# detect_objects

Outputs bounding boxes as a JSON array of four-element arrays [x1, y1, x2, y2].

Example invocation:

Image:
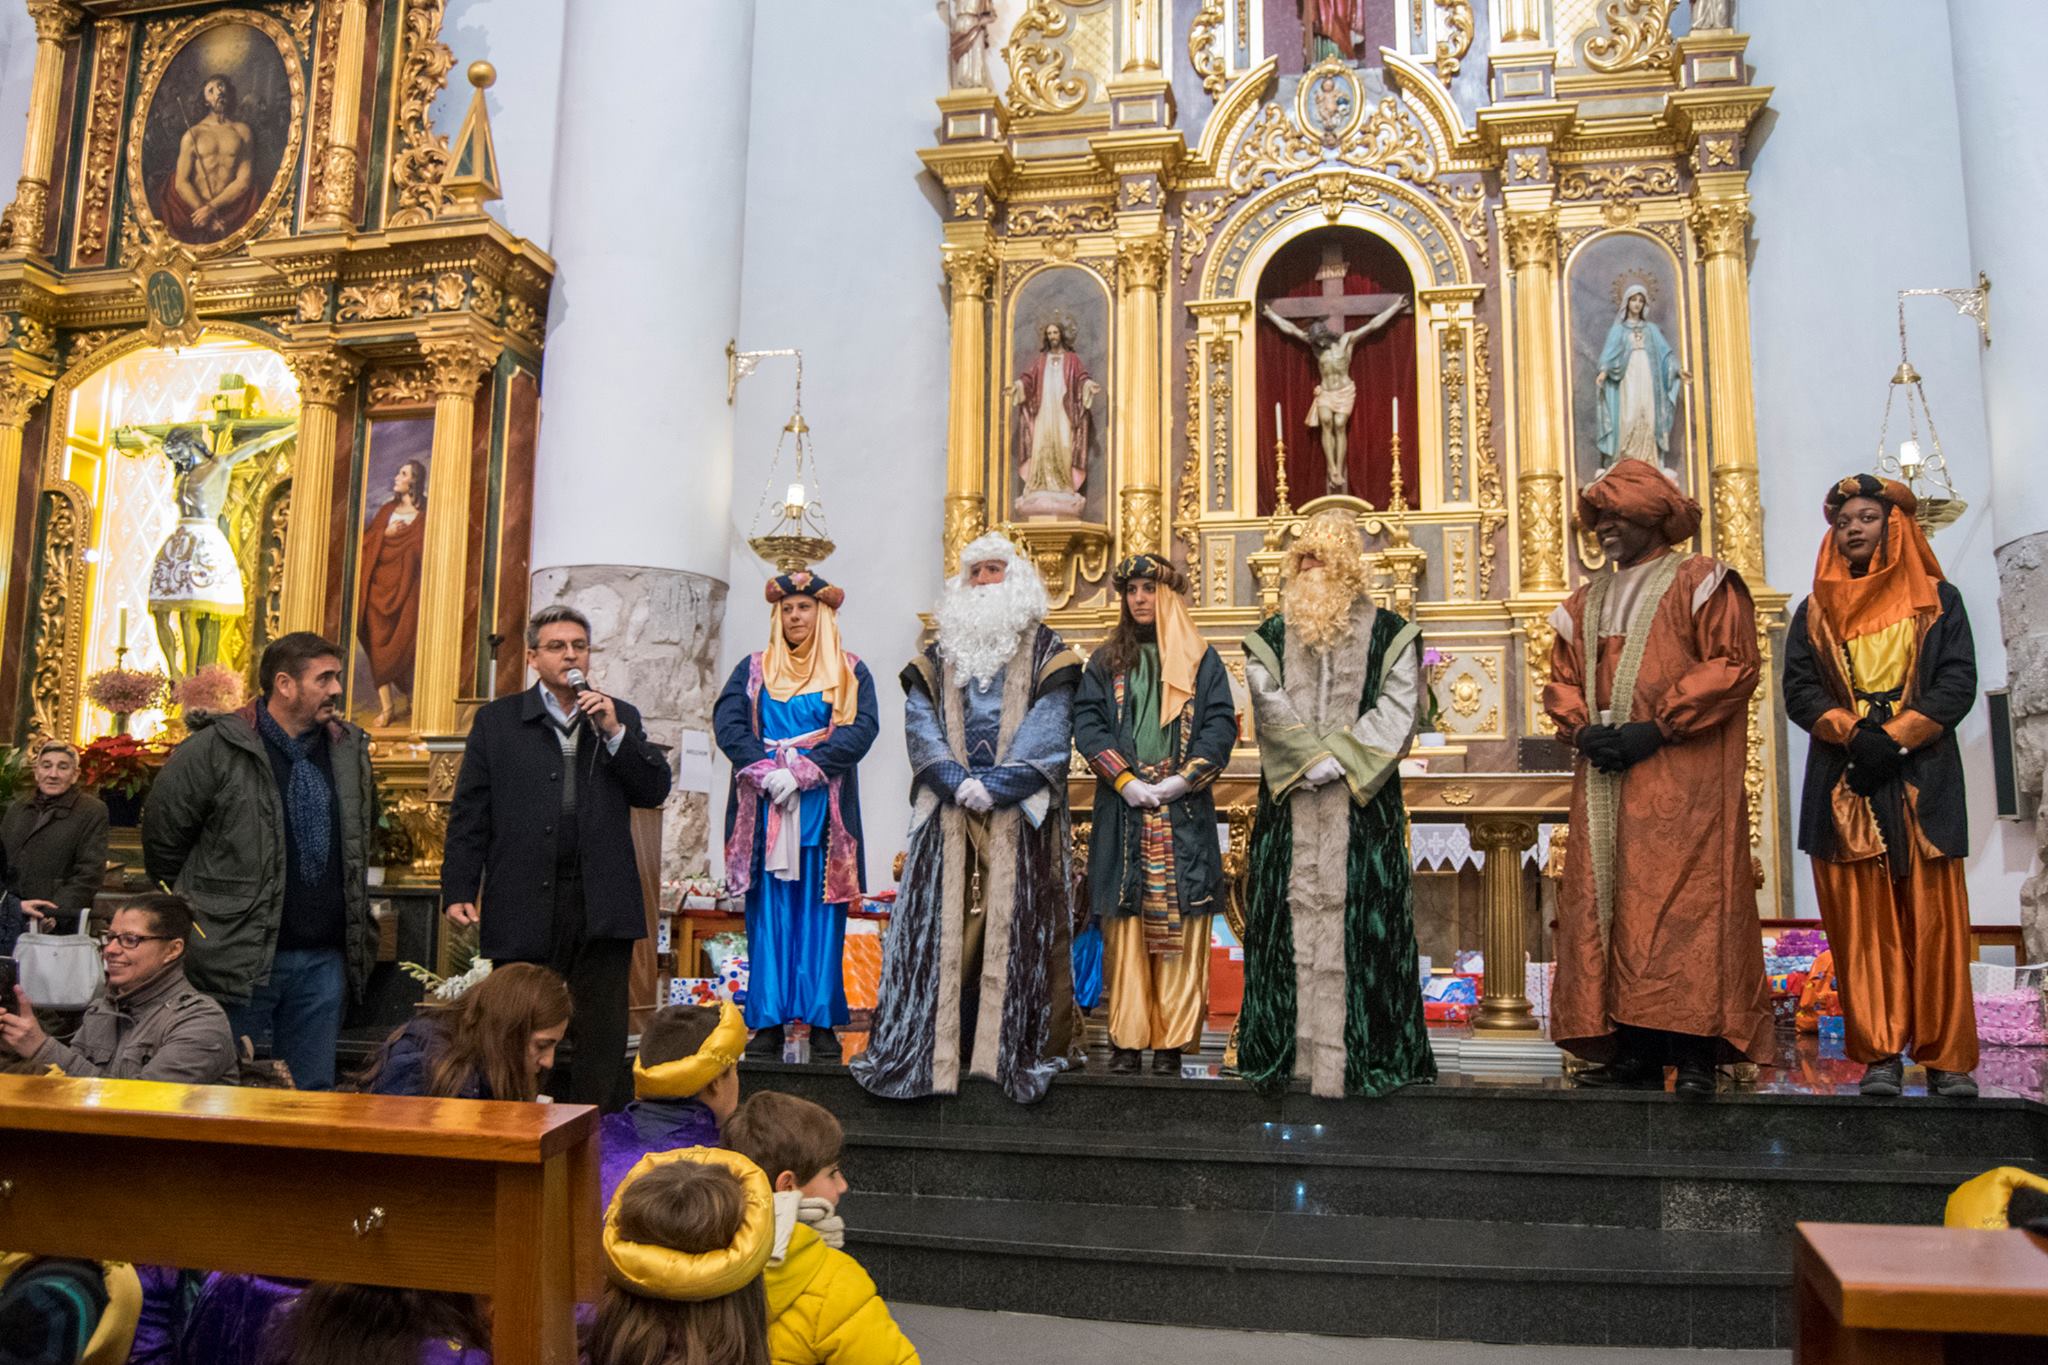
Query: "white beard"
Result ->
[[935, 572, 1047, 688]]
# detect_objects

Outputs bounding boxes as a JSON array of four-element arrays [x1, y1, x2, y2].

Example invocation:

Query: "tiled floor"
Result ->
[[892, 1305, 1790, 1364]]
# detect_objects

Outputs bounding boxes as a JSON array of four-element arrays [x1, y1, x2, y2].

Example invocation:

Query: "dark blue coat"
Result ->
[[713, 654, 879, 894]]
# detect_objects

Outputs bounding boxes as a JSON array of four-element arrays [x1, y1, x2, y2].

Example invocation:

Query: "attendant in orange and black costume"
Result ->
[[1784, 474, 1979, 1099]]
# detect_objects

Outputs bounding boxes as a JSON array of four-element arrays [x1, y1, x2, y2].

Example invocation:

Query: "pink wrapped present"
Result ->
[[1974, 991, 2048, 1048]]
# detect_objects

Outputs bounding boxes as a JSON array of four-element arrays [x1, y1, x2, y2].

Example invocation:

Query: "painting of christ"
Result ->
[[136, 19, 298, 250]]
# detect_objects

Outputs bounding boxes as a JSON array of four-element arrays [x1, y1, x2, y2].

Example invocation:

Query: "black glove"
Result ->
[[1593, 721, 1665, 772], [1845, 723, 1905, 796], [1574, 724, 1618, 757]]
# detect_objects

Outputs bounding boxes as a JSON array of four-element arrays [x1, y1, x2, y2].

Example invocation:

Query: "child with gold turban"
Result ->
[[598, 1002, 746, 1207]]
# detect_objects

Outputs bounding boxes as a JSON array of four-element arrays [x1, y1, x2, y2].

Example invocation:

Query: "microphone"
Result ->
[[564, 667, 591, 694]]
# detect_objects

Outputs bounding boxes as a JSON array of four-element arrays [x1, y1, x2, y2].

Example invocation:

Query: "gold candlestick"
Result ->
[[1385, 427, 1413, 547]]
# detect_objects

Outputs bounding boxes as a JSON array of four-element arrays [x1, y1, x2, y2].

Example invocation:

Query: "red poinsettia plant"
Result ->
[[78, 733, 166, 799]]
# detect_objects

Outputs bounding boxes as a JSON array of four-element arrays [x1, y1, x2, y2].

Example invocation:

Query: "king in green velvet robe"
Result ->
[[1239, 600, 1436, 1099]]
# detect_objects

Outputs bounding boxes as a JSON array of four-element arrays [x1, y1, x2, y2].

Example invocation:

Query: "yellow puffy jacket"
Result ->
[[762, 1200, 919, 1365], [0, 1253, 142, 1365]]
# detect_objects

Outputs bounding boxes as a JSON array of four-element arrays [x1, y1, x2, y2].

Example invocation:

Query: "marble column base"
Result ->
[[1998, 531, 2048, 957], [529, 564, 728, 890]]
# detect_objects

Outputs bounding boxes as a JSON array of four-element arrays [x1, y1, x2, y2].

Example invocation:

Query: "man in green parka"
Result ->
[[1073, 555, 1238, 1076], [1240, 509, 1434, 1099]]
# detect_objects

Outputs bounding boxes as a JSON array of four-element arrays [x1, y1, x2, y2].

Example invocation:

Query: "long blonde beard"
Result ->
[[1282, 567, 1358, 654]]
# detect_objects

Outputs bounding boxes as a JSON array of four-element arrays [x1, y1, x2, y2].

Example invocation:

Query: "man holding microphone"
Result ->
[[443, 605, 673, 1107]]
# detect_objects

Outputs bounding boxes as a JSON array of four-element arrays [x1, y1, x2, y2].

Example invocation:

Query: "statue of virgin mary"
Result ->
[[1594, 284, 1687, 470]]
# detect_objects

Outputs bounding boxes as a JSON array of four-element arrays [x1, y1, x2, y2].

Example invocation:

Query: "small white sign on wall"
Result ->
[[676, 728, 715, 794]]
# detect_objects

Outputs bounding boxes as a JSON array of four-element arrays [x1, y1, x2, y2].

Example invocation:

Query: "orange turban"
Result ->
[[1812, 473, 1945, 642], [1576, 458, 1701, 547]]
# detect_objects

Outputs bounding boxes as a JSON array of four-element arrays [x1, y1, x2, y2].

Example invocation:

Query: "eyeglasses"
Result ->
[[99, 932, 172, 950], [534, 640, 589, 655]]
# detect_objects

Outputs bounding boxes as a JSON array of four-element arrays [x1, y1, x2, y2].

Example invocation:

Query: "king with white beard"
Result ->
[[849, 533, 1083, 1105]]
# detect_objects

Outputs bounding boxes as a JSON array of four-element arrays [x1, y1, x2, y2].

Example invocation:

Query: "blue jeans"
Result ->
[[225, 948, 347, 1090]]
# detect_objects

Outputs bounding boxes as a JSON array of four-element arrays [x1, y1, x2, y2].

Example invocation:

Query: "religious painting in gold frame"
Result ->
[[126, 9, 306, 257], [1002, 263, 1113, 526]]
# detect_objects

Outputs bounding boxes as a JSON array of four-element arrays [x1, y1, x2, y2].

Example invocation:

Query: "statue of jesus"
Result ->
[[1263, 297, 1408, 495]]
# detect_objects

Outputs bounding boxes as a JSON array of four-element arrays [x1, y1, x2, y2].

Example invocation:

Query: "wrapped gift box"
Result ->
[[1975, 990, 2048, 1047]]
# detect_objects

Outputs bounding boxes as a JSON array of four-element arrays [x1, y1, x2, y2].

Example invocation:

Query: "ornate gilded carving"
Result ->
[[1007, 519, 1111, 610], [1119, 486, 1163, 558], [25, 1, 77, 44], [338, 279, 432, 322], [295, 284, 329, 323], [421, 336, 496, 397], [1208, 336, 1231, 509], [1115, 234, 1166, 292], [1226, 104, 1321, 194], [318, 145, 361, 221], [1441, 326, 1467, 501], [1178, 337, 1202, 599], [1433, 0, 1473, 80], [1689, 195, 1750, 259], [1472, 322, 1505, 598], [5, 316, 54, 359], [1004, 0, 1090, 118], [1518, 471, 1567, 594], [1746, 623, 1770, 847], [1005, 202, 1113, 257], [286, 347, 361, 408], [1446, 526, 1472, 599], [1208, 537, 1230, 608], [125, 9, 307, 258], [1428, 650, 1502, 737], [942, 493, 988, 575], [305, 0, 343, 214], [1711, 465, 1764, 582], [9, 181, 48, 254], [1177, 195, 1229, 282], [1558, 163, 1680, 202], [942, 247, 998, 298], [261, 483, 289, 643], [1502, 209, 1559, 271], [62, 330, 121, 367], [1510, 152, 1543, 181], [388, 0, 455, 226], [0, 370, 52, 428], [367, 365, 432, 408], [75, 19, 132, 262], [503, 296, 544, 346], [1700, 136, 1737, 168], [28, 492, 77, 738], [1583, 0, 1678, 74], [1520, 612, 1558, 736], [1189, 0, 1226, 98]]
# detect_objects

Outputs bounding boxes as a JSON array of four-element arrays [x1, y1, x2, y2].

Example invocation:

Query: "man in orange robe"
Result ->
[[1544, 458, 1773, 1097], [1783, 474, 1979, 1099]]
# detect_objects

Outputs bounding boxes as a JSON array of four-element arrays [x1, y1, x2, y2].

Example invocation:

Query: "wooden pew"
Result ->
[[1796, 1221, 2048, 1363], [0, 1074, 599, 1365]]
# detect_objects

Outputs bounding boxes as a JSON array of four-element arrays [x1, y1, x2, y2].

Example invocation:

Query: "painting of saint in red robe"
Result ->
[[1010, 320, 1100, 518], [356, 458, 428, 728]]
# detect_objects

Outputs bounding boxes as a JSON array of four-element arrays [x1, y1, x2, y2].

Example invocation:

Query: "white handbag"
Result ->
[[16, 910, 104, 1010]]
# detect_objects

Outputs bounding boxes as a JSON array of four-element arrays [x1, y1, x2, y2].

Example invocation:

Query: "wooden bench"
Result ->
[[0, 1074, 600, 1365], [1796, 1221, 2048, 1363]]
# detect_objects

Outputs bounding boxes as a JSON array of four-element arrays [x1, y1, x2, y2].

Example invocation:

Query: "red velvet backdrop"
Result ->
[[1255, 228, 1418, 513]]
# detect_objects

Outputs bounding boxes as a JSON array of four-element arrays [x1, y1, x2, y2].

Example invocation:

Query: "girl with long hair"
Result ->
[[588, 1148, 773, 1365], [363, 962, 572, 1101]]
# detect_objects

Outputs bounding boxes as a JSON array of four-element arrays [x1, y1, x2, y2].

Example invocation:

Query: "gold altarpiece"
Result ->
[[926, 0, 1787, 945], [0, 0, 552, 882]]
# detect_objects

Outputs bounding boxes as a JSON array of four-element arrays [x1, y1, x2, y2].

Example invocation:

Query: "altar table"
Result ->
[[0, 1074, 600, 1365], [1795, 1221, 2048, 1363]]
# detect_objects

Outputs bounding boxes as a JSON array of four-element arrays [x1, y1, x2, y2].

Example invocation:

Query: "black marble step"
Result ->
[[844, 1192, 1795, 1349], [837, 1120, 2010, 1231], [754, 1059, 2048, 1161]]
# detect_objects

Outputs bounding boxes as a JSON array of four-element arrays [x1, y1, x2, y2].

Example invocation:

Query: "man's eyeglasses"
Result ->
[[98, 932, 172, 950], [534, 640, 589, 655]]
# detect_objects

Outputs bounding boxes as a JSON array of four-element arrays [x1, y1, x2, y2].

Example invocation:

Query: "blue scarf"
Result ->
[[255, 705, 333, 885]]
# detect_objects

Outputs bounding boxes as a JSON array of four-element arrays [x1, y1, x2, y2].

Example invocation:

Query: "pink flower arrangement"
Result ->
[[174, 663, 247, 714], [84, 666, 167, 716]]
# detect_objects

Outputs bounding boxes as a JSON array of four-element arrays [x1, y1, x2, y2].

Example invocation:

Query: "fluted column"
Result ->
[[9, 1, 80, 253], [1692, 186, 1765, 584], [1120, 0, 1162, 71], [1504, 206, 1567, 594], [942, 246, 995, 574], [1470, 814, 1540, 1032], [0, 366, 53, 610], [280, 347, 360, 634], [1116, 232, 1168, 557], [308, 0, 370, 229], [1496, 0, 1546, 44], [412, 335, 496, 736]]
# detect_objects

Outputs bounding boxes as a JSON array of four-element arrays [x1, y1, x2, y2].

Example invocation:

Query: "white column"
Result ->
[[1949, 0, 2048, 952], [531, 0, 755, 882]]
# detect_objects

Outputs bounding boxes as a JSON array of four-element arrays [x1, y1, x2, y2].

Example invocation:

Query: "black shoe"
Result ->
[[1927, 1068, 1978, 1099], [1108, 1047, 1142, 1075], [1859, 1055, 1903, 1097], [1573, 1055, 1664, 1090], [809, 1027, 840, 1061], [1151, 1049, 1182, 1076], [745, 1025, 784, 1059], [1673, 1061, 1716, 1099]]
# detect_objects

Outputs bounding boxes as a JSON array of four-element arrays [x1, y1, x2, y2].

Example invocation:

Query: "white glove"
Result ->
[[1304, 757, 1344, 788], [761, 768, 800, 805], [1120, 778, 1160, 809], [1152, 774, 1191, 804], [956, 777, 995, 813]]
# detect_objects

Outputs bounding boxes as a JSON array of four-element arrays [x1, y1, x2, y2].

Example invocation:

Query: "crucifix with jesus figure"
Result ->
[[1262, 242, 1409, 496]]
